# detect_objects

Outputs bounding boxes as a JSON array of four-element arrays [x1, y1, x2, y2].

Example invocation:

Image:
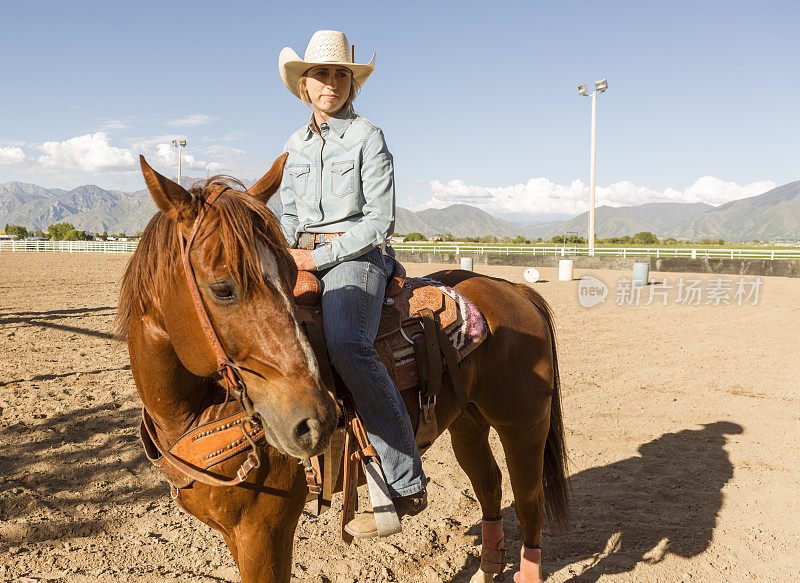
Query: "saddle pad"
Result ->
[[376, 277, 488, 392]]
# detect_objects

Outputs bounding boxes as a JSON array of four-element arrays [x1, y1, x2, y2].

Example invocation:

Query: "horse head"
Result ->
[[133, 154, 337, 459]]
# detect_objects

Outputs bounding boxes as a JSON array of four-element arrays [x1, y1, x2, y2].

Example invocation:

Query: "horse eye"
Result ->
[[209, 282, 235, 300]]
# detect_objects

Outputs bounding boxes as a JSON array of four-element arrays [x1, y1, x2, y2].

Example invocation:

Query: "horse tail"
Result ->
[[513, 283, 571, 532]]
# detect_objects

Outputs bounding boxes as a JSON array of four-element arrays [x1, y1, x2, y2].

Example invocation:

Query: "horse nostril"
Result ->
[[293, 417, 320, 444]]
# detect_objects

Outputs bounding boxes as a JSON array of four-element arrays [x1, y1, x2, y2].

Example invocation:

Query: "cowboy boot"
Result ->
[[344, 489, 427, 538]]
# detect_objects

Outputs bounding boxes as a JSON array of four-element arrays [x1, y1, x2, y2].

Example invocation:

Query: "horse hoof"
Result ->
[[469, 569, 495, 582]]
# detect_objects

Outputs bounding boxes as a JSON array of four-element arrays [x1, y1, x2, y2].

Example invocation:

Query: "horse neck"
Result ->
[[129, 247, 224, 438], [128, 310, 215, 439]]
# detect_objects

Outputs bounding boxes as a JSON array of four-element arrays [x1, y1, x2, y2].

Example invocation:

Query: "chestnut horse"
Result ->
[[116, 154, 569, 583]]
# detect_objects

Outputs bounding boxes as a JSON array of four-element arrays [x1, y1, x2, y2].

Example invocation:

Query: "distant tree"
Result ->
[[64, 229, 87, 241], [442, 232, 456, 242], [35, 229, 45, 238], [101, 231, 109, 241], [47, 222, 76, 240], [663, 237, 678, 246], [512, 235, 529, 244], [717, 239, 725, 245], [4, 224, 29, 239], [551, 234, 585, 245], [480, 235, 498, 244], [633, 231, 659, 245], [405, 232, 427, 241]]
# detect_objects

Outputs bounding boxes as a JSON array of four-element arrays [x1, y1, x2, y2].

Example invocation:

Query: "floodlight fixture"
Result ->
[[576, 78, 609, 256], [171, 139, 188, 184]]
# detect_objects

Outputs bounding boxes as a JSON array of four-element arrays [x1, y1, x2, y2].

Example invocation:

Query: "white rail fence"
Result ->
[[0, 240, 138, 253], [2, 240, 799, 260], [391, 244, 800, 260]]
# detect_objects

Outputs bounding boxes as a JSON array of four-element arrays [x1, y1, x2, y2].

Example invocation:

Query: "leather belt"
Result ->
[[297, 232, 346, 250]]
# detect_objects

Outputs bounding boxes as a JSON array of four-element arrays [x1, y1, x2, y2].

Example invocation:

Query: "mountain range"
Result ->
[[2, 177, 799, 242]]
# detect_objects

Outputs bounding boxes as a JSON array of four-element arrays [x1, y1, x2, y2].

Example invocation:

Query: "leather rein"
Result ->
[[142, 185, 263, 488]]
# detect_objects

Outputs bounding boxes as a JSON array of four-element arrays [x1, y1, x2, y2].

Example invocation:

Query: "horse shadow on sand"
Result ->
[[448, 420, 743, 582], [0, 402, 166, 551], [0, 305, 117, 341]]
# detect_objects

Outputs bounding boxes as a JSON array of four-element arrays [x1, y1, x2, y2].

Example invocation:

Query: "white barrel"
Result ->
[[632, 261, 650, 285], [558, 259, 574, 281], [460, 257, 474, 271], [523, 268, 540, 283]]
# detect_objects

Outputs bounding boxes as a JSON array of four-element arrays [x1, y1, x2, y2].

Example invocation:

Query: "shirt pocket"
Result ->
[[287, 164, 310, 199], [330, 160, 355, 199]]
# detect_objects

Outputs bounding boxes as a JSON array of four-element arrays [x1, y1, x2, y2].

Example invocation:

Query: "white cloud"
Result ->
[[204, 145, 245, 158], [100, 118, 134, 131], [155, 143, 227, 174], [416, 176, 777, 217], [662, 176, 776, 206], [38, 132, 136, 172], [206, 162, 226, 174], [0, 146, 26, 165], [220, 131, 247, 143], [167, 114, 216, 128]]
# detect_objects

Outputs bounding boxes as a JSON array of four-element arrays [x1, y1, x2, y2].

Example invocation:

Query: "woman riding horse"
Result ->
[[277, 30, 427, 538], [121, 30, 568, 583]]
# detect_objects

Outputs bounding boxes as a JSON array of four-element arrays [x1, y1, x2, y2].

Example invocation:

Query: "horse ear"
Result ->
[[247, 153, 289, 202], [140, 155, 193, 220]]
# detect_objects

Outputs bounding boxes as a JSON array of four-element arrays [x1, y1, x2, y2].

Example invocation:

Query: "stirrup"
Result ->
[[362, 457, 402, 537]]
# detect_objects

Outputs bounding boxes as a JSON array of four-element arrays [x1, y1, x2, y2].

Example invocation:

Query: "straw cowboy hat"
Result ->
[[279, 30, 375, 99]]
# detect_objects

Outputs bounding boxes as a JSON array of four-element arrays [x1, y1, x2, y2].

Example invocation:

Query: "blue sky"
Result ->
[[1, 0, 797, 220]]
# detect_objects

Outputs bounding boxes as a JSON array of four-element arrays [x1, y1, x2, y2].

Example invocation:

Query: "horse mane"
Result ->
[[115, 176, 293, 340]]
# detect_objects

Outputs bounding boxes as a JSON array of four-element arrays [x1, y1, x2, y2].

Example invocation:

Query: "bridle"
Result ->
[[177, 185, 260, 418], [154, 184, 263, 487]]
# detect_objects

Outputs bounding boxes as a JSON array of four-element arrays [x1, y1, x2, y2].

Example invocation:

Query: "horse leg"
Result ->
[[495, 424, 548, 583], [449, 409, 505, 583], [232, 526, 295, 583], [221, 533, 240, 570]]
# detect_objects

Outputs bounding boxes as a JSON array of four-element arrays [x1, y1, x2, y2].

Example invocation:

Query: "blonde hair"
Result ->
[[296, 70, 360, 115]]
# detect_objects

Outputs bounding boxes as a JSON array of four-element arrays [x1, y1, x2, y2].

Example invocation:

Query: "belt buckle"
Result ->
[[297, 232, 315, 250]]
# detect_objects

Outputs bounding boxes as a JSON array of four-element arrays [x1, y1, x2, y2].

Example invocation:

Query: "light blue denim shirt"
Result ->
[[278, 108, 395, 271]]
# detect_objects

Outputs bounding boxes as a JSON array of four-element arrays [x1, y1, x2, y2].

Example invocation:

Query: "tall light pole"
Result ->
[[578, 78, 607, 256], [171, 139, 187, 185]]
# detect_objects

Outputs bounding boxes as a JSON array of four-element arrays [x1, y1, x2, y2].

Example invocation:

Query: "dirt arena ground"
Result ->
[[1, 251, 798, 582]]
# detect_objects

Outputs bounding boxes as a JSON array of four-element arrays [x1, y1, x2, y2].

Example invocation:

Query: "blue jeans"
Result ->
[[318, 247, 426, 497]]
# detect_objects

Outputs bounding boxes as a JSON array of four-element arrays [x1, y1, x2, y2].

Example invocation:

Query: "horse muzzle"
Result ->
[[252, 390, 338, 459]]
